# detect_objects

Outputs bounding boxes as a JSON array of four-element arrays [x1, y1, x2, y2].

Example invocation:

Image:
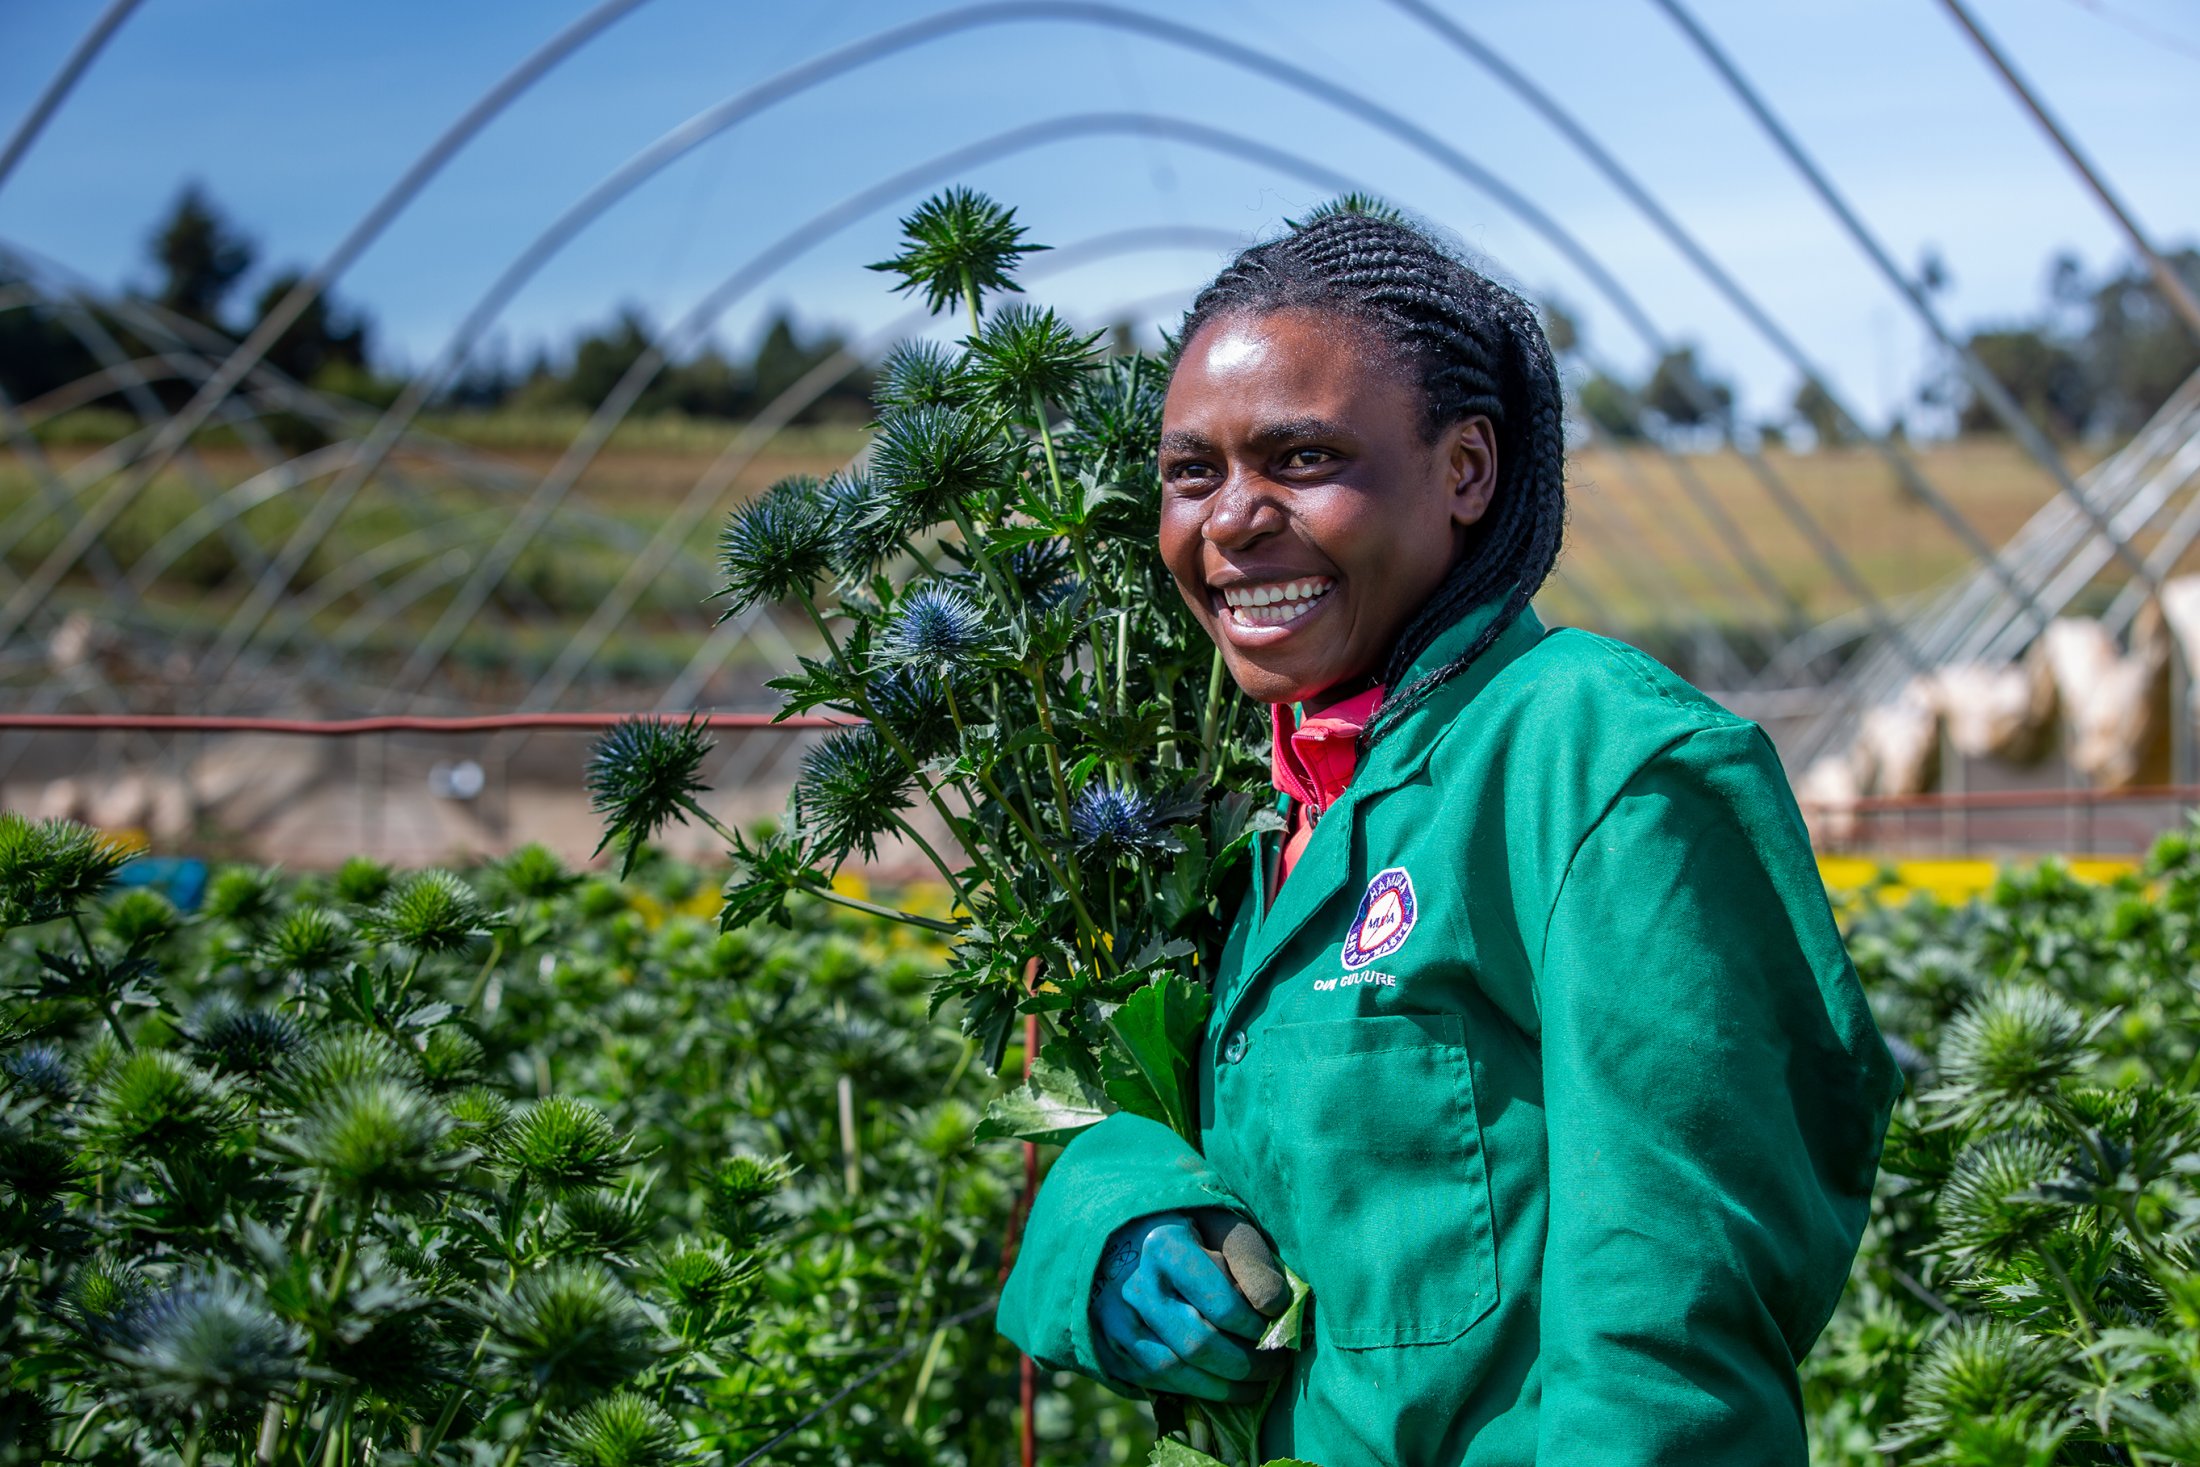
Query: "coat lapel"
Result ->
[[1215, 602, 1550, 1033]]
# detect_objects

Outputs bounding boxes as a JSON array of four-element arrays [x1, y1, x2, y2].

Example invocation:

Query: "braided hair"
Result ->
[[1172, 204, 1567, 750]]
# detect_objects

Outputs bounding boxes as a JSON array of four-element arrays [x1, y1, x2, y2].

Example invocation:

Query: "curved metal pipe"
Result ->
[[0, 0, 147, 192], [0, 0, 662, 645], [518, 226, 1244, 711], [1650, 0, 2155, 593], [1387, 0, 2051, 641]]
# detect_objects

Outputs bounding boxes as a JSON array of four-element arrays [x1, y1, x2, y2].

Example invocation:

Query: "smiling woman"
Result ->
[[1000, 204, 1905, 1466]]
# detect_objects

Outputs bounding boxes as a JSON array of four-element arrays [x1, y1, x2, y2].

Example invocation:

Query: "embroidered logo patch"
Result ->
[[1340, 867, 1417, 970]]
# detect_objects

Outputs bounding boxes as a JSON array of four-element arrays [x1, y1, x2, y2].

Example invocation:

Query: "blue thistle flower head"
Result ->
[[794, 727, 914, 863], [873, 339, 977, 414], [866, 186, 1047, 319], [867, 405, 1013, 528], [967, 303, 1100, 420], [587, 717, 713, 878], [875, 587, 992, 672], [104, 1267, 304, 1420], [817, 471, 906, 579], [1069, 784, 1181, 862], [3, 1042, 75, 1102], [715, 475, 835, 617], [865, 667, 956, 761]]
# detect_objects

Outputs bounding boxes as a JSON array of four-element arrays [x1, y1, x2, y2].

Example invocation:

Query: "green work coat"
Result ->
[[998, 602, 1903, 1466]]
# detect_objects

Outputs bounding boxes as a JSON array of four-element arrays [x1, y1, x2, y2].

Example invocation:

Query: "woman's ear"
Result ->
[[1446, 414, 1499, 529]]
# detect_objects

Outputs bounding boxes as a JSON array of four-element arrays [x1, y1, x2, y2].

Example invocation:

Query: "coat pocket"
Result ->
[[1250, 1013, 1499, 1349]]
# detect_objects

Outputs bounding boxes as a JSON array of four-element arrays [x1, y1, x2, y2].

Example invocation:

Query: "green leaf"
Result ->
[[1148, 1442, 1228, 1467], [1258, 1265, 1313, 1351], [975, 1047, 1110, 1146], [1101, 974, 1209, 1143]]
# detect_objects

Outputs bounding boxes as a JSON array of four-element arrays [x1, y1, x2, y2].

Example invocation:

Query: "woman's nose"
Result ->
[[1202, 470, 1282, 550]]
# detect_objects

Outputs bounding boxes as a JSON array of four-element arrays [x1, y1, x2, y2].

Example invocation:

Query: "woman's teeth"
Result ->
[[1220, 577, 1333, 628]]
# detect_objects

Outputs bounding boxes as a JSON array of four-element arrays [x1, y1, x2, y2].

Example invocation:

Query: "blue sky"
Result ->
[[2, 0, 2193, 428]]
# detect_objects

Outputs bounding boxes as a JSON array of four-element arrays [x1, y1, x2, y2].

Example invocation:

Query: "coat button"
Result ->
[[1222, 1031, 1248, 1064]]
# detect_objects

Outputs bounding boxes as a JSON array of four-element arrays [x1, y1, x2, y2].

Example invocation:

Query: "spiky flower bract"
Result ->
[[3, 1042, 74, 1102], [1895, 1317, 2066, 1432], [102, 888, 180, 949], [1069, 785, 1180, 862], [71, 1256, 149, 1337], [104, 1268, 304, 1421], [873, 339, 976, 414], [1936, 1131, 2069, 1265], [191, 1000, 301, 1079], [587, 717, 713, 879], [873, 587, 992, 674], [0, 813, 131, 930], [416, 1026, 484, 1090], [714, 474, 834, 617], [817, 471, 907, 579], [1063, 353, 1167, 479], [698, 1155, 788, 1248], [87, 1051, 239, 1158], [652, 1240, 750, 1325], [484, 1261, 659, 1405], [1286, 191, 1409, 229], [864, 667, 956, 762], [0, 1114, 80, 1198], [867, 404, 1013, 528], [332, 854, 393, 906], [282, 1078, 456, 1200], [282, 1028, 415, 1099], [257, 905, 354, 976], [967, 303, 1100, 420], [498, 842, 579, 902], [554, 1184, 655, 1259], [1932, 986, 2091, 1127], [550, 1389, 696, 1467], [203, 865, 281, 929], [359, 870, 492, 956], [793, 727, 914, 863], [1005, 539, 1077, 609], [496, 1096, 634, 1196], [445, 1084, 513, 1148], [867, 186, 1046, 320]]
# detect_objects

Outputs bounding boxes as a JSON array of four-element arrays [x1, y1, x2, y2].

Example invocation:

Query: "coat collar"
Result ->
[[1225, 599, 1548, 1016]]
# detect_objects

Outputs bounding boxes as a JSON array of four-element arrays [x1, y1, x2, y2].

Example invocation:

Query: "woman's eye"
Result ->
[[1285, 448, 1332, 469], [1165, 460, 1218, 488]]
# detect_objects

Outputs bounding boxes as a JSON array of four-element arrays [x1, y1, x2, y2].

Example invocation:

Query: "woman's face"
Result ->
[[1158, 307, 1498, 708]]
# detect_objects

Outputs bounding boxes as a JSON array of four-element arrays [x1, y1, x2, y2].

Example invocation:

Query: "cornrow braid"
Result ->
[[1173, 205, 1568, 751]]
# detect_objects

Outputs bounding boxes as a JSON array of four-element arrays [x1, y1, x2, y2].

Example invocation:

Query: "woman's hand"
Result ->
[[1090, 1210, 1287, 1401]]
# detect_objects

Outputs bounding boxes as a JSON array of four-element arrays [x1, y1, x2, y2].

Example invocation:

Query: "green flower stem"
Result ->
[[180, 1419, 205, 1467], [968, 761, 1108, 966], [938, 683, 1029, 921], [961, 269, 981, 337], [947, 502, 1019, 614], [1066, 535, 1113, 717], [884, 813, 972, 910], [462, 935, 507, 1014], [67, 913, 133, 1052], [791, 590, 1007, 897], [61, 1402, 106, 1459], [796, 878, 961, 935], [1197, 646, 1228, 782], [495, 1397, 549, 1467], [1023, 670, 1078, 842]]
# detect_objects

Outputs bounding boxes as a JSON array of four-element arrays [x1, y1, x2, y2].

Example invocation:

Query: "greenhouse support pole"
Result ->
[[1937, 0, 2200, 342]]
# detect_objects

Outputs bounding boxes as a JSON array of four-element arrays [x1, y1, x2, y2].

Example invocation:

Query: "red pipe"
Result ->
[[0, 711, 855, 735]]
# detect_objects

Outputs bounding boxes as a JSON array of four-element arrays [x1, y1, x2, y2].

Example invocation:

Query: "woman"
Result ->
[[998, 209, 1902, 1466]]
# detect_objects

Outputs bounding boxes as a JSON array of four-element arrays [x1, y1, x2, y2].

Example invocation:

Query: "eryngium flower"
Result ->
[[104, 1268, 304, 1420], [191, 1001, 302, 1079], [1064, 354, 1166, 475], [967, 303, 1100, 419], [1896, 1316, 2065, 1431], [1069, 785, 1181, 862], [865, 667, 956, 762], [873, 587, 992, 673], [359, 870, 492, 956], [71, 1256, 149, 1338], [0, 1115, 80, 1199], [1006, 539, 1077, 609], [1285, 192, 1410, 230], [498, 842, 579, 902], [282, 1078, 457, 1200], [1932, 985, 2091, 1125], [258, 904, 355, 976], [1935, 1130, 2070, 1265], [496, 1096, 634, 1196], [868, 405, 1013, 528], [483, 1261, 660, 1405], [0, 812, 130, 930], [3, 1041, 74, 1102], [715, 475, 834, 616], [551, 1389, 698, 1467], [87, 1051, 239, 1158], [332, 854, 393, 906], [873, 339, 976, 414], [794, 727, 914, 862], [102, 888, 180, 949], [652, 1240, 752, 1323], [553, 1184, 655, 1259], [698, 1154, 788, 1248], [817, 471, 906, 579], [866, 186, 1047, 319], [203, 865, 281, 929], [416, 1026, 484, 1090], [587, 717, 712, 879]]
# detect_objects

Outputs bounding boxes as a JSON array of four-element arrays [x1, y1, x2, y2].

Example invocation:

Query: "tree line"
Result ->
[[1561, 245, 2199, 449], [4, 185, 2194, 449]]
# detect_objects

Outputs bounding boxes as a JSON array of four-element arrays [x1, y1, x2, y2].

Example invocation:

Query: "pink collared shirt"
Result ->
[[1268, 683, 1385, 897]]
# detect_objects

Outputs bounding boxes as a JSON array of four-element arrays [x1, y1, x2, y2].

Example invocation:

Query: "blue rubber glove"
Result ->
[[1090, 1211, 1286, 1402]]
